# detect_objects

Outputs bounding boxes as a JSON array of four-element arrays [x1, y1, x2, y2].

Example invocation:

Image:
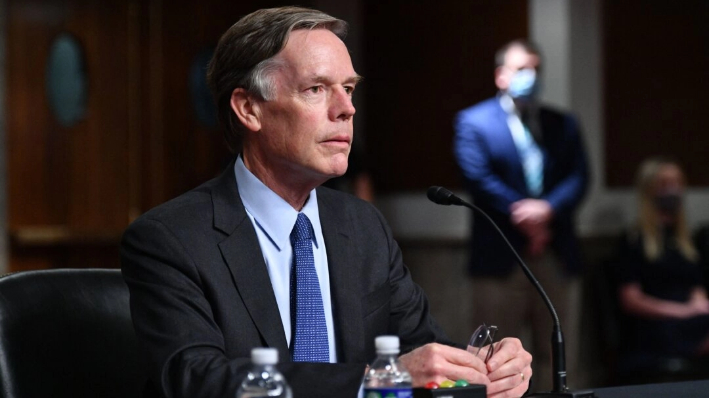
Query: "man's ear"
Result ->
[[494, 66, 508, 91], [230, 88, 262, 132]]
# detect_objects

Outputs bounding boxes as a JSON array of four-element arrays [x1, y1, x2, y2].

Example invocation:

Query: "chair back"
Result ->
[[0, 268, 147, 398]]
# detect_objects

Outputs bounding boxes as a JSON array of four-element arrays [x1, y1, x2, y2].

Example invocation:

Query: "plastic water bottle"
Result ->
[[363, 336, 413, 398], [236, 348, 292, 398]]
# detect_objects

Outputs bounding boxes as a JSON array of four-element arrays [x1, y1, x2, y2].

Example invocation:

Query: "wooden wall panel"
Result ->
[[604, 0, 709, 187], [148, 1, 240, 207], [363, 0, 528, 193], [65, 1, 132, 230], [8, 1, 73, 228], [140, 0, 295, 210], [7, 0, 136, 270], [5, 0, 309, 271]]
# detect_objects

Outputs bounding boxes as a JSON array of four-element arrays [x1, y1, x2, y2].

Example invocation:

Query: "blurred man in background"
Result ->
[[454, 39, 589, 390]]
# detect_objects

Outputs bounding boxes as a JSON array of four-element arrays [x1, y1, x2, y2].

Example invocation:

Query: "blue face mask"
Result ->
[[507, 68, 539, 100]]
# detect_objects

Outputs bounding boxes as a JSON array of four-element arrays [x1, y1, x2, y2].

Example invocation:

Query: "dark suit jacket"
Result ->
[[454, 97, 589, 277], [121, 160, 450, 398]]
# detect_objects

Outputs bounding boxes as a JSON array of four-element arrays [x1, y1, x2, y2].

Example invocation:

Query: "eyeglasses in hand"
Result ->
[[467, 323, 498, 364]]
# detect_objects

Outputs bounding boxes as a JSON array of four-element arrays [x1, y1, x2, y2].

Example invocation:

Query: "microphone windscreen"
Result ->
[[427, 186, 453, 205]]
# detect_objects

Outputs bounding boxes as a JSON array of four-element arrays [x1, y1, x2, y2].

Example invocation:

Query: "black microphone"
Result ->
[[427, 186, 595, 398], [427, 186, 466, 206]]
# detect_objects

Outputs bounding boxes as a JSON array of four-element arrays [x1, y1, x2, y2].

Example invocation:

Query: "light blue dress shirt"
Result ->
[[234, 156, 337, 363]]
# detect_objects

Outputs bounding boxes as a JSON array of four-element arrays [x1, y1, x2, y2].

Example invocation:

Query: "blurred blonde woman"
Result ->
[[614, 157, 709, 359]]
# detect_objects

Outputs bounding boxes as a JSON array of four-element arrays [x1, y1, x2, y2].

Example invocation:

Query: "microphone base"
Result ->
[[525, 390, 595, 398]]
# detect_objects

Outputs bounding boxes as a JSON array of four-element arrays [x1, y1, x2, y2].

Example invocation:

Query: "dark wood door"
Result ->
[[7, 0, 137, 270], [5, 0, 285, 271]]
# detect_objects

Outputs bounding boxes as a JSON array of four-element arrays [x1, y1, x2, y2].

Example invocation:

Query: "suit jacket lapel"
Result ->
[[212, 161, 289, 357], [318, 189, 366, 363]]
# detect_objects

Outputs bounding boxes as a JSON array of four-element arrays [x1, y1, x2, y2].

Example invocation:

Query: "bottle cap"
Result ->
[[251, 347, 278, 365], [375, 335, 400, 354]]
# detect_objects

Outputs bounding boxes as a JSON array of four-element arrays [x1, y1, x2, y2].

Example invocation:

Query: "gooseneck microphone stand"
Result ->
[[427, 186, 595, 398]]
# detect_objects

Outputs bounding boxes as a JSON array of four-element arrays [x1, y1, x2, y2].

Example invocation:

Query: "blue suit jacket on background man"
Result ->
[[121, 159, 451, 398], [454, 97, 589, 277]]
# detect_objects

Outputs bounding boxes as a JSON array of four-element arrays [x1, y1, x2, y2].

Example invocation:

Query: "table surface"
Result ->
[[592, 379, 709, 398]]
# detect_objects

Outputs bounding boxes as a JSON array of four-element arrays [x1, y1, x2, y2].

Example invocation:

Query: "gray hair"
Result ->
[[207, 6, 348, 152]]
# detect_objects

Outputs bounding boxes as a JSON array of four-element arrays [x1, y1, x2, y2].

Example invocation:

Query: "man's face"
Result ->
[[495, 45, 540, 92], [251, 29, 359, 186]]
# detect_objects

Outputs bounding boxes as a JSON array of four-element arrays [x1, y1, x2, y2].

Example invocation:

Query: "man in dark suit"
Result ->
[[122, 7, 532, 398], [454, 40, 589, 391]]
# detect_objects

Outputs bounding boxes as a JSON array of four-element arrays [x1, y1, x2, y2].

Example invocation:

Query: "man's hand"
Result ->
[[398, 343, 490, 387], [485, 338, 533, 398], [686, 296, 709, 317], [511, 199, 554, 258], [510, 199, 553, 229]]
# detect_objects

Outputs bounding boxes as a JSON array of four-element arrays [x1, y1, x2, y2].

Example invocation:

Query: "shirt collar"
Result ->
[[499, 93, 518, 115], [234, 155, 321, 251], [499, 92, 540, 123]]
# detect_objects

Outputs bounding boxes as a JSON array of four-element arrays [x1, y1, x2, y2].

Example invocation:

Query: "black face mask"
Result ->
[[654, 193, 682, 214]]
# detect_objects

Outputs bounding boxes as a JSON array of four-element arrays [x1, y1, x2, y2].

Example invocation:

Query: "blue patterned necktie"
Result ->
[[289, 213, 329, 362]]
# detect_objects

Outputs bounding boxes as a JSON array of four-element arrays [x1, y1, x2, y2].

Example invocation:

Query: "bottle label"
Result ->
[[363, 388, 413, 398]]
